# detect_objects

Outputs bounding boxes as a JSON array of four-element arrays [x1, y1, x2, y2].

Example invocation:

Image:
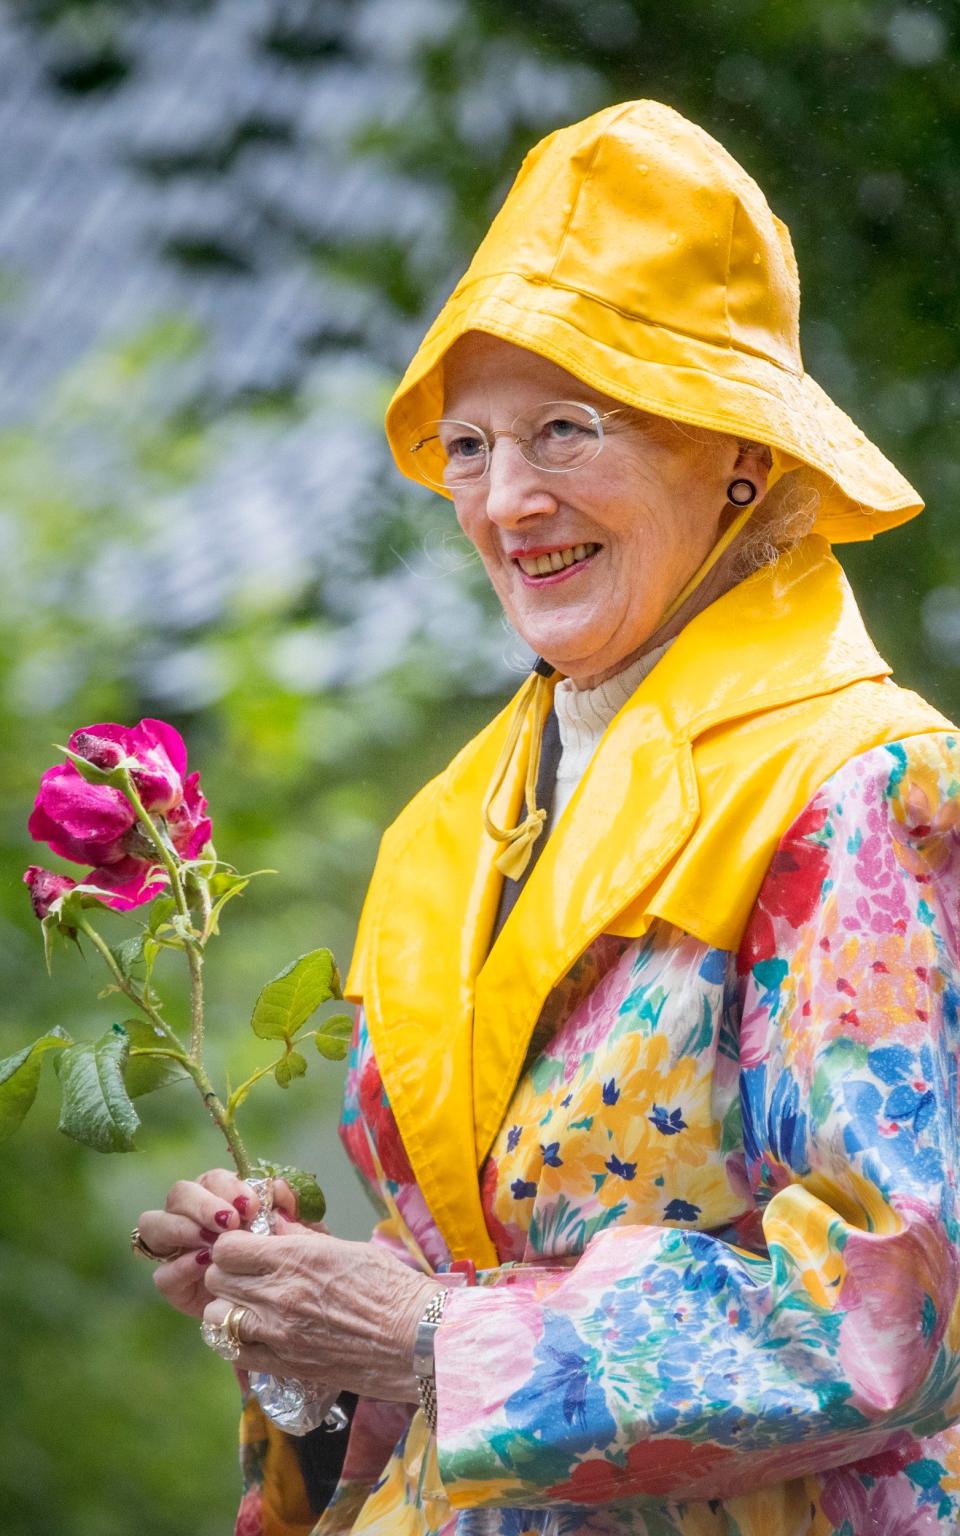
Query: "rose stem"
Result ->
[[117, 772, 205, 1059], [75, 911, 252, 1179]]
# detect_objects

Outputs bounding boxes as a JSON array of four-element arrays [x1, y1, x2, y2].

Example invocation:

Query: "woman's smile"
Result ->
[[511, 540, 602, 585]]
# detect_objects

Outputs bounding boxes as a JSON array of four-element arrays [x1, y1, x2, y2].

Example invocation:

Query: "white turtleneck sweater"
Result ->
[[550, 640, 674, 826]]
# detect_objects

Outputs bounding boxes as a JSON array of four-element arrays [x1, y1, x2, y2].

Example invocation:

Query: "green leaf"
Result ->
[[57, 1026, 140, 1152], [56, 744, 132, 790], [40, 888, 95, 970], [274, 1050, 308, 1088], [142, 936, 161, 987], [41, 912, 65, 973], [209, 871, 248, 898], [288, 1049, 307, 1077], [110, 933, 145, 978], [252, 1162, 326, 1224], [314, 1012, 353, 1061], [251, 949, 341, 1041], [205, 871, 250, 937], [119, 1018, 189, 1098], [0, 1028, 72, 1141], [148, 896, 177, 935]]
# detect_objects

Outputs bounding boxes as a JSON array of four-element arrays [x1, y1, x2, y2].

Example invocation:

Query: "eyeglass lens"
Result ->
[[409, 401, 604, 488]]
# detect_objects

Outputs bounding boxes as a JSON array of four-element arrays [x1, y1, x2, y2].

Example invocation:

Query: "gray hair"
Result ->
[[732, 444, 820, 579]]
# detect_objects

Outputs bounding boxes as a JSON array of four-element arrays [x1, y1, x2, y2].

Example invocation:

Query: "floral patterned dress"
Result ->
[[243, 730, 960, 1536]]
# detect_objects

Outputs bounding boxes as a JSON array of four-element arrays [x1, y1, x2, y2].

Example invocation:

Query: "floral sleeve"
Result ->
[[433, 732, 960, 1508]]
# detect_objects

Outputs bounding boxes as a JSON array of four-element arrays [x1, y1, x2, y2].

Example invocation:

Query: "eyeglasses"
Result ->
[[407, 400, 624, 490]]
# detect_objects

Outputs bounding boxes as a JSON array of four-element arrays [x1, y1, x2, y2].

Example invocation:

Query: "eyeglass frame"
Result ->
[[408, 400, 628, 489]]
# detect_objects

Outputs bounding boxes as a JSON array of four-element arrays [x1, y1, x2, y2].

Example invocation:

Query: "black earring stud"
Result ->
[[727, 478, 757, 506]]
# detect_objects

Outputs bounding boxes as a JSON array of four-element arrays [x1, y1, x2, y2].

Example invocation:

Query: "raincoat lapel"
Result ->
[[351, 691, 543, 1266]]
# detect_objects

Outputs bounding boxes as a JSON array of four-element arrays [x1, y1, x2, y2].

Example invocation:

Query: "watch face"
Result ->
[[413, 1317, 439, 1379], [413, 1291, 448, 1379]]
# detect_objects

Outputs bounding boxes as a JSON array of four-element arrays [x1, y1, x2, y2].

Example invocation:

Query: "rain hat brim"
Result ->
[[386, 272, 921, 543]]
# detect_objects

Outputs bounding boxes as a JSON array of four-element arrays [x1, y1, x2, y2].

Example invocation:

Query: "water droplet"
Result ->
[[753, 253, 762, 264], [669, 232, 678, 245], [639, 163, 649, 174]]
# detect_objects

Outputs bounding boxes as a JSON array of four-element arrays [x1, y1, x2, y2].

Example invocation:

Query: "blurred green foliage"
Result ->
[[1, 0, 958, 1531]]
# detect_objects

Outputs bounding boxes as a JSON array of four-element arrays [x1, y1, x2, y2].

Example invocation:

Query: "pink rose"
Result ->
[[23, 866, 77, 920], [29, 718, 212, 870], [26, 718, 212, 915]]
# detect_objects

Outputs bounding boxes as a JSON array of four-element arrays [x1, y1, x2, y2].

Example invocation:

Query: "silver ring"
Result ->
[[200, 1318, 240, 1362], [246, 1176, 275, 1236]]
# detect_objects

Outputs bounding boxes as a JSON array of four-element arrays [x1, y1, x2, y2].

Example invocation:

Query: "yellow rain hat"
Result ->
[[385, 99, 922, 542]]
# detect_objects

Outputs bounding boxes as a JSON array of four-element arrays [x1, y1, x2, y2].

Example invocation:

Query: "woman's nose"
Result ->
[[482, 437, 559, 527]]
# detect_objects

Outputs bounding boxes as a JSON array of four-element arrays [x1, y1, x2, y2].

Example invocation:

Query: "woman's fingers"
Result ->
[[163, 1176, 243, 1234], [200, 1297, 341, 1388], [153, 1249, 216, 1317], [196, 1168, 259, 1223], [272, 1178, 299, 1220], [195, 1168, 299, 1224], [201, 1297, 277, 1371], [138, 1207, 220, 1255]]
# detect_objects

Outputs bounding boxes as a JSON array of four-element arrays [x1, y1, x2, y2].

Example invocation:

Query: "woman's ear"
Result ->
[[733, 440, 773, 505]]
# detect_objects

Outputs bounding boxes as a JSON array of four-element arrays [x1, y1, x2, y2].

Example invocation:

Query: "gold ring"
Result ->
[[224, 1304, 250, 1350], [130, 1225, 186, 1263], [131, 1225, 186, 1263]]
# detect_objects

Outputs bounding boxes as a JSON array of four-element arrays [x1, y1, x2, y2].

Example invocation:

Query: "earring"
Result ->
[[727, 478, 757, 506]]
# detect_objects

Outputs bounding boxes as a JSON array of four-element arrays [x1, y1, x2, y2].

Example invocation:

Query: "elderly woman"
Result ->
[[137, 101, 960, 1536]]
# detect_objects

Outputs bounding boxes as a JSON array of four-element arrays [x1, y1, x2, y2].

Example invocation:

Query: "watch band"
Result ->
[[413, 1288, 449, 1433]]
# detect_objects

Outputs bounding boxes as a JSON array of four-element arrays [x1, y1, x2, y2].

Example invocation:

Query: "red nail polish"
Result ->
[[195, 1249, 212, 1266], [214, 1209, 232, 1228], [233, 1196, 249, 1215], [200, 1228, 218, 1243]]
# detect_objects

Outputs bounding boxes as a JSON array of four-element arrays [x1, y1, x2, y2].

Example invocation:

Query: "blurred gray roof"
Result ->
[[0, 0, 601, 703]]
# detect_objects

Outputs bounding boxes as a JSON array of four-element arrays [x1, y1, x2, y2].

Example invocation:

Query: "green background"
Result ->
[[1, 2, 958, 1530]]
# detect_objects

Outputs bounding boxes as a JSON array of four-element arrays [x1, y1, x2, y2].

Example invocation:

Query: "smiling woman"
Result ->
[[434, 335, 774, 687], [139, 99, 960, 1536]]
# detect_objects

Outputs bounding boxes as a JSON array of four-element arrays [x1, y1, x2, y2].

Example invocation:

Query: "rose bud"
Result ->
[[23, 866, 77, 921], [70, 732, 126, 772]]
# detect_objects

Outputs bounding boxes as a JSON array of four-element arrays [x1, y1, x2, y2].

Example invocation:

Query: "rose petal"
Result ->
[[134, 719, 188, 783], [28, 764, 134, 866], [167, 771, 212, 859], [84, 857, 168, 912]]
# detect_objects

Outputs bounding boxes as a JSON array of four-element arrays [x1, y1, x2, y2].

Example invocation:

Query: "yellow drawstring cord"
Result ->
[[481, 499, 758, 880], [482, 661, 554, 878], [657, 498, 756, 627]]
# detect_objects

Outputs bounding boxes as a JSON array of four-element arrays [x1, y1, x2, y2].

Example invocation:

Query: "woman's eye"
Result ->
[[542, 416, 593, 439], [446, 434, 485, 460]]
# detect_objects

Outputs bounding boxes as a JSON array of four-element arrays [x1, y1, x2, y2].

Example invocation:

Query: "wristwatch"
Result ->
[[413, 1288, 450, 1433]]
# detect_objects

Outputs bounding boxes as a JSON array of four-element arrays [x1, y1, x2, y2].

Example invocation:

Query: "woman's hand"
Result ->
[[138, 1168, 299, 1320], [201, 1220, 441, 1401]]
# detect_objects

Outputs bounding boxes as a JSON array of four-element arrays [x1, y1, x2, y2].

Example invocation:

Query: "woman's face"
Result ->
[[442, 334, 769, 688]]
